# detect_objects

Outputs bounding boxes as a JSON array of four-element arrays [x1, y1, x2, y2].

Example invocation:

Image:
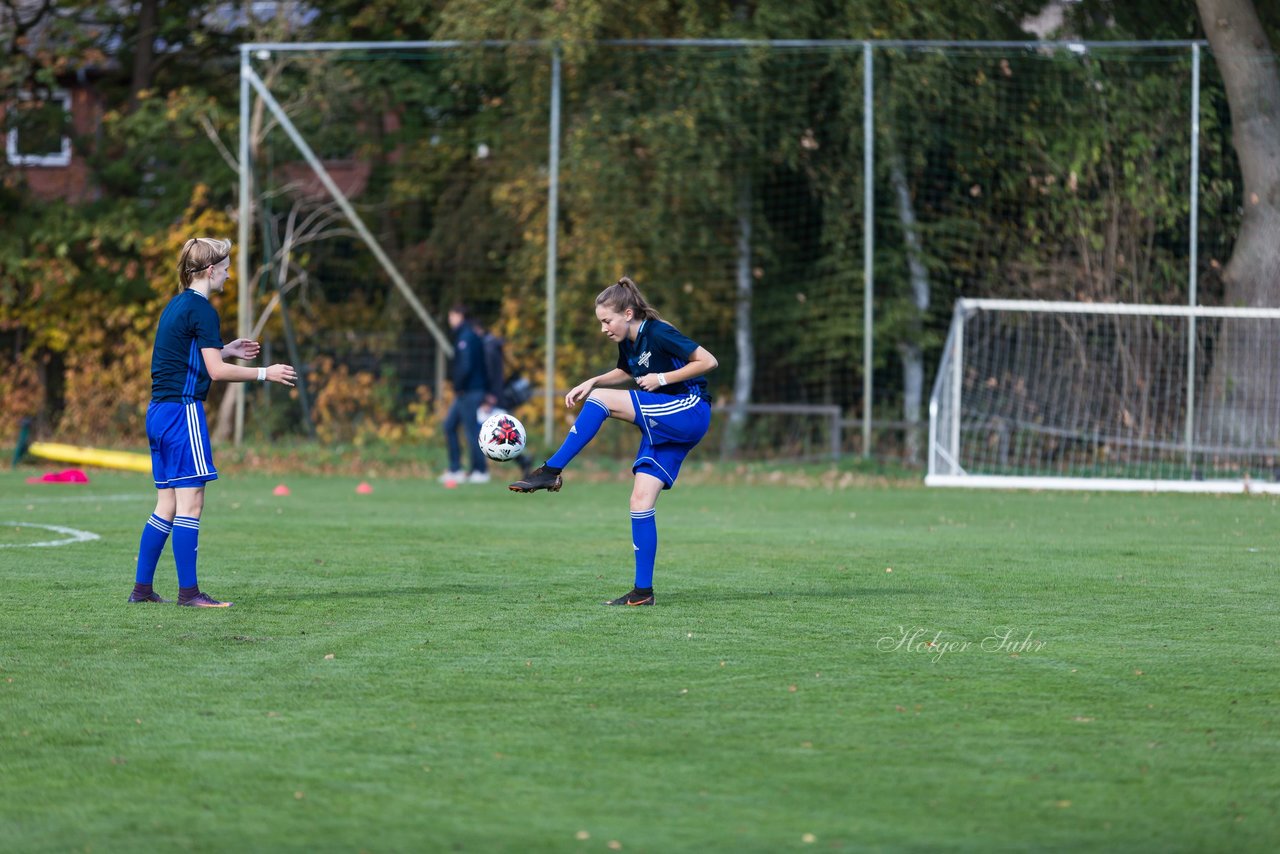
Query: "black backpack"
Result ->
[[483, 332, 533, 409], [501, 374, 533, 409]]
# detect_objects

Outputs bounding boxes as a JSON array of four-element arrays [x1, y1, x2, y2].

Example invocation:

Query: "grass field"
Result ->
[[2, 464, 1278, 852]]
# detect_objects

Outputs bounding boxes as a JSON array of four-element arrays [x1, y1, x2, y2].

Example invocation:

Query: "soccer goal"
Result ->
[[927, 299, 1280, 493]]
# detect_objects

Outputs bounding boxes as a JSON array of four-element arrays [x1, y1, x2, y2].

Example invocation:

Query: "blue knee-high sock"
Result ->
[[631, 508, 657, 590], [134, 514, 173, 585], [547, 398, 610, 469], [171, 516, 201, 590]]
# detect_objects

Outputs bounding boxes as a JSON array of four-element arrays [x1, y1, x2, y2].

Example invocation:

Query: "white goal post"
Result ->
[[927, 299, 1280, 494]]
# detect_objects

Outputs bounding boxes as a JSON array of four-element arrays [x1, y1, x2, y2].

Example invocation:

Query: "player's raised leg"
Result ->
[[509, 389, 635, 493]]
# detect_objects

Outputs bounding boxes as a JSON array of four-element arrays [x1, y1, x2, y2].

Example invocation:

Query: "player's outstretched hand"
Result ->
[[224, 338, 261, 360], [565, 380, 595, 408], [267, 364, 299, 387]]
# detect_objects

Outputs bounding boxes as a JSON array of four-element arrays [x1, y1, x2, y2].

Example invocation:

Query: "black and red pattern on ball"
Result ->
[[491, 416, 520, 444]]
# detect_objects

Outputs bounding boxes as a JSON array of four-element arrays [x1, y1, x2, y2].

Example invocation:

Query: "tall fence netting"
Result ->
[[244, 42, 1236, 461]]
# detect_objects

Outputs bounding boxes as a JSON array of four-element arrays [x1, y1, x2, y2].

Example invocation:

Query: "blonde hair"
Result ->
[[178, 238, 232, 289], [595, 276, 663, 322]]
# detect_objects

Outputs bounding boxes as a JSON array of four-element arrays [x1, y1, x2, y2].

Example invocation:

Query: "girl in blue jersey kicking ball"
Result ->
[[127, 238, 297, 607], [510, 276, 718, 606]]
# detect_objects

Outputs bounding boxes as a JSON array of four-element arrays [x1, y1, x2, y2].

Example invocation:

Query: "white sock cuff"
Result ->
[[147, 514, 174, 533]]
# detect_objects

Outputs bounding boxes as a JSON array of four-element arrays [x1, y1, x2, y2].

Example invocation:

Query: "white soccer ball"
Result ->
[[478, 411, 527, 462]]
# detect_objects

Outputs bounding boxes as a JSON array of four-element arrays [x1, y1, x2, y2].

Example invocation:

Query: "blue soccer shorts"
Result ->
[[146, 401, 219, 489], [629, 391, 712, 489]]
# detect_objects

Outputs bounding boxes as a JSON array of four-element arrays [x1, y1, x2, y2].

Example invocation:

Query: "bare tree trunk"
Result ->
[[129, 0, 158, 108], [1195, 0, 1280, 445], [888, 146, 930, 464], [212, 380, 237, 443], [722, 173, 754, 459]]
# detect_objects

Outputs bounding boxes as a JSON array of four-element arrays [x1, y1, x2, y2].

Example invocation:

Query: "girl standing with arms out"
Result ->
[[127, 238, 297, 607], [509, 277, 718, 606]]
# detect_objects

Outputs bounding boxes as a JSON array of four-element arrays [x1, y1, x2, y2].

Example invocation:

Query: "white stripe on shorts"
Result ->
[[638, 393, 702, 417], [184, 402, 209, 476]]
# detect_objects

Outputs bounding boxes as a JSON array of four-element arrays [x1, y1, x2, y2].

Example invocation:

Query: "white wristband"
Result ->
[[257, 367, 267, 381], [657, 372, 667, 387]]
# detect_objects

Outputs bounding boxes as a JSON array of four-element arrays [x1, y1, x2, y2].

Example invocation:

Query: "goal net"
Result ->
[[928, 299, 1280, 493]]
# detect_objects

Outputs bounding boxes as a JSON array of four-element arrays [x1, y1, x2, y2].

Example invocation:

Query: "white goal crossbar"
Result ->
[[927, 299, 1280, 494]]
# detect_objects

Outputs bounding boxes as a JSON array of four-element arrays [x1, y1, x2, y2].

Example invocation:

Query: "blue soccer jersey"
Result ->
[[151, 290, 223, 403], [615, 319, 712, 403]]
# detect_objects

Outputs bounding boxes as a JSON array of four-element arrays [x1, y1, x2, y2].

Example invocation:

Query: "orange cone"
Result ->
[[273, 484, 291, 496], [355, 482, 373, 494]]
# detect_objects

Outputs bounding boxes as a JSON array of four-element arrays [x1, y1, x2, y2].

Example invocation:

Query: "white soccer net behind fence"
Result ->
[[928, 300, 1280, 493]]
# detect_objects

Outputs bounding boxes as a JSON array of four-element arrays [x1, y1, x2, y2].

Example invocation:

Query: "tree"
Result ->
[[1195, 0, 1280, 443], [1196, 0, 1280, 308]]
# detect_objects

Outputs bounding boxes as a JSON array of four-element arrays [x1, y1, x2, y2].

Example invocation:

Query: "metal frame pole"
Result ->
[[951, 310, 964, 474], [862, 42, 874, 459], [236, 47, 252, 446], [1184, 43, 1201, 467], [244, 38, 1209, 52], [241, 64, 452, 358]]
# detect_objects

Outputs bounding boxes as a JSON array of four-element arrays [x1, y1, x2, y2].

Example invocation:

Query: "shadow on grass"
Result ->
[[662, 586, 916, 603], [240, 583, 912, 605], [260, 584, 448, 601]]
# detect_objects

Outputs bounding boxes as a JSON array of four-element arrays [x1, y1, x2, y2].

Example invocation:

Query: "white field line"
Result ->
[[0, 521, 102, 548]]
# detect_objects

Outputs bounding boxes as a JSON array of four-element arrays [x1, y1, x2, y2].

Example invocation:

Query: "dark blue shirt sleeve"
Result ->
[[193, 300, 224, 351], [652, 323, 700, 361]]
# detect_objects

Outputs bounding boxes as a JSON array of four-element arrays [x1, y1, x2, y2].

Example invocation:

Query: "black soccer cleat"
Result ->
[[605, 587, 655, 607], [127, 590, 171, 603], [177, 591, 232, 608], [508, 464, 563, 493]]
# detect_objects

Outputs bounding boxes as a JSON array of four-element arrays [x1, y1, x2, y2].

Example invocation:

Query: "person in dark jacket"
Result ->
[[441, 304, 493, 484], [475, 323, 534, 478]]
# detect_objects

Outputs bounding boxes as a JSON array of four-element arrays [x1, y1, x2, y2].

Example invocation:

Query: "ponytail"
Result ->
[[595, 276, 664, 322]]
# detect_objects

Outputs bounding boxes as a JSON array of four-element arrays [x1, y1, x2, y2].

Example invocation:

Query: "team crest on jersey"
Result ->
[[637, 351, 652, 369]]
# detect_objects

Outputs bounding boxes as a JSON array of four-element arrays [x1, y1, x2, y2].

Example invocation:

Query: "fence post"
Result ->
[[236, 46, 252, 446], [862, 41, 875, 460], [1184, 42, 1201, 468], [831, 408, 841, 462]]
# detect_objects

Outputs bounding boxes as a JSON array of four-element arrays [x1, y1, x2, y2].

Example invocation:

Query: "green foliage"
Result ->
[[4, 97, 69, 155], [0, 0, 1264, 447], [1073, 0, 1280, 45], [89, 88, 237, 223]]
